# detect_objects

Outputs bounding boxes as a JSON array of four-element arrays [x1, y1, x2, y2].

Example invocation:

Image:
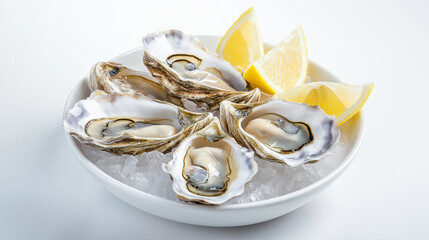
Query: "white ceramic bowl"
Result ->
[[64, 36, 365, 227]]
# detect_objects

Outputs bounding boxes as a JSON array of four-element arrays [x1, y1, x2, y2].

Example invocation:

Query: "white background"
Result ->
[[1, 0, 428, 239]]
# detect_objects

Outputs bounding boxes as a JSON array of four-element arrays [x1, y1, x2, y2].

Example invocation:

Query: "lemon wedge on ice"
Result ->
[[277, 82, 374, 125], [243, 26, 308, 95]]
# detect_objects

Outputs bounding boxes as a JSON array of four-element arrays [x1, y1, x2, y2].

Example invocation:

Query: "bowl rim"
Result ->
[[64, 40, 366, 210]]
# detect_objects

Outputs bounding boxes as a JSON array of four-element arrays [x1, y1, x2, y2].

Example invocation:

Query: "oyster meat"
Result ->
[[89, 61, 183, 106], [142, 30, 262, 110], [85, 117, 178, 140], [244, 113, 312, 152], [63, 92, 213, 155], [220, 100, 340, 166], [162, 118, 257, 205]]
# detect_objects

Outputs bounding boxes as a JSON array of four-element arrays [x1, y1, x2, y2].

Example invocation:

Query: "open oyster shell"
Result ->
[[220, 100, 340, 166], [63, 92, 213, 155], [162, 118, 257, 205], [89, 61, 183, 106], [142, 30, 262, 111]]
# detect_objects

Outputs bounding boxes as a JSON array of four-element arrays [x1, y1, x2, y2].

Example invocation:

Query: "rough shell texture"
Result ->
[[63, 92, 213, 155], [220, 100, 340, 167], [88, 61, 183, 106], [162, 118, 258, 205], [142, 30, 262, 111]]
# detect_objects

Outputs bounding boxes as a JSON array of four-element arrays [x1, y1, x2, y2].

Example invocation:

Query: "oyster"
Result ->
[[89, 62, 183, 106], [162, 118, 257, 205], [142, 30, 262, 110], [63, 92, 213, 155], [220, 100, 340, 166]]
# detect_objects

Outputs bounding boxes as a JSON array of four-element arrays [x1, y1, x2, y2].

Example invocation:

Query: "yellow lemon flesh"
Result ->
[[277, 82, 374, 125], [217, 7, 264, 73], [243, 26, 308, 95]]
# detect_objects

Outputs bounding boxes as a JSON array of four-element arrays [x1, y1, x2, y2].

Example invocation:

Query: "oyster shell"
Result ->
[[63, 92, 213, 155], [220, 100, 340, 166], [89, 61, 183, 106], [162, 118, 257, 205], [142, 30, 262, 110]]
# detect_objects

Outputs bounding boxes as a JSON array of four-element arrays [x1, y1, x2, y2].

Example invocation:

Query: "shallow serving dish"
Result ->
[[64, 36, 365, 227]]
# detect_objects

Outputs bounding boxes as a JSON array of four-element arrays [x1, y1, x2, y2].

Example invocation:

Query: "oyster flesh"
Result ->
[[63, 92, 213, 155], [162, 118, 257, 205], [89, 61, 183, 106], [220, 100, 340, 166], [142, 30, 262, 110]]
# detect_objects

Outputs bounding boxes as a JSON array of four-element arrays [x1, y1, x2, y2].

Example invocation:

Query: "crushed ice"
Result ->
[[80, 135, 347, 205]]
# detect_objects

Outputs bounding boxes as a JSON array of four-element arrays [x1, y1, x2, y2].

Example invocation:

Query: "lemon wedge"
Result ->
[[277, 82, 374, 125], [217, 7, 264, 73], [243, 26, 308, 95]]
